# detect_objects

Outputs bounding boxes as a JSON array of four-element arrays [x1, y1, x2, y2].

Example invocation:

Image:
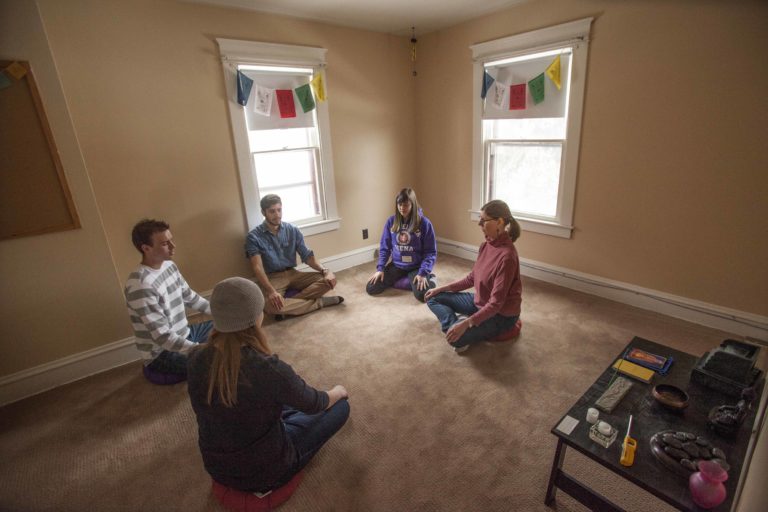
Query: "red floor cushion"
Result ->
[[393, 276, 412, 291], [212, 471, 303, 512], [142, 365, 186, 385], [489, 318, 522, 342]]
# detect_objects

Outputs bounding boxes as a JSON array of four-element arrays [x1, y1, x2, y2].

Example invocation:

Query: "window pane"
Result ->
[[490, 142, 562, 218], [248, 127, 317, 152], [262, 185, 320, 223], [253, 148, 317, 188], [484, 118, 566, 140]]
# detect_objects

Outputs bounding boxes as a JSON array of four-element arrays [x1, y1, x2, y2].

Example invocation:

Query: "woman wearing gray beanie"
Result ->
[[187, 277, 350, 493]]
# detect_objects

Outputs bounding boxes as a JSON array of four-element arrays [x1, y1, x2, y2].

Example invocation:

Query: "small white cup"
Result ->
[[598, 420, 613, 436], [586, 407, 599, 424]]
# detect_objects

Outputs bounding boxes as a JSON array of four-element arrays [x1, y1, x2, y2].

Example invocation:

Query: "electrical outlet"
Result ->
[[362, 228, 368, 239]]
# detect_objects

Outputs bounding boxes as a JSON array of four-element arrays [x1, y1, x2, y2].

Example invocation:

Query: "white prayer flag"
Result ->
[[491, 81, 506, 109], [253, 84, 274, 116]]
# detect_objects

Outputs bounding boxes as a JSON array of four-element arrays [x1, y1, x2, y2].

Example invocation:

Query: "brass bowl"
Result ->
[[652, 384, 689, 411]]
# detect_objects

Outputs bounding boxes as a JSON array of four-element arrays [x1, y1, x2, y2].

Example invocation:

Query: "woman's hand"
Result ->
[[368, 271, 384, 285], [424, 285, 445, 301], [326, 384, 349, 409], [446, 319, 471, 344], [413, 274, 429, 291]]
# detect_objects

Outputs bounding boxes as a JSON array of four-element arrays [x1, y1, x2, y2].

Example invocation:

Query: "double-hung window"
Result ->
[[217, 39, 339, 235], [471, 18, 593, 238]]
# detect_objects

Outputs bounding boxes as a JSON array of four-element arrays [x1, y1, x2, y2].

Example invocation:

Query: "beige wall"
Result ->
[[416, 0, 768, 316], [0, 0, 130, 376], [35, 0, 416, 291], [0, 0, 415, 377]]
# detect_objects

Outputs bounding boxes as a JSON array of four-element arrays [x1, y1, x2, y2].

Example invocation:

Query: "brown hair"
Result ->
[[391, 188, 422, 234], [131, 219, 169, 253], [202, 324, 272, 407], [481, 200, 521, 242], [260, 194, 281, 213]]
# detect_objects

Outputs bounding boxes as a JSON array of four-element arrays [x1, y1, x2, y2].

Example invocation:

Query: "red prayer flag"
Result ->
[[276, 89, 296, 118], [509, 83, 526, 110]]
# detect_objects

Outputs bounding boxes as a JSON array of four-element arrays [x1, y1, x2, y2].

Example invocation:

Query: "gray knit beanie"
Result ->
[[210, 277, 265, 333]]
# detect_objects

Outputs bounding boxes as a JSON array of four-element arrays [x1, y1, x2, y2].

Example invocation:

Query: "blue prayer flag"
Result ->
[[481, 71, 495, 100], [237, 70, 253, 106]]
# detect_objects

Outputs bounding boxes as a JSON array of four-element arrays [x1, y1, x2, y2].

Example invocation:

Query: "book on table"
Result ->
[[625, 347, 674, 374], [612, 359, 654, 383]]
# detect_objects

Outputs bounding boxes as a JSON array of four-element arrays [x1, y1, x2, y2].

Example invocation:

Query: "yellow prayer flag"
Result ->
[[546, 55, 561, 90], [5, 61, 27, 80], [310, 73, 326, 102]]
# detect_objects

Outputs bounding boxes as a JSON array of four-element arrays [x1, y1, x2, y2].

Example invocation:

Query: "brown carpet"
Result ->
[[0, 254, 753, 512]]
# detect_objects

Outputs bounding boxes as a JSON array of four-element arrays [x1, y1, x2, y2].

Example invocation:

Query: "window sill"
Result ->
[[469, 211, 572, 239], [298, 217, 341, 237]]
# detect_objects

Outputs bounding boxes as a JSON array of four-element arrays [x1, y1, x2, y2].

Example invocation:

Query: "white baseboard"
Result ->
[[0, 244, 379, 407], [0, 336, 140, 407], [7, 237, 763, 408], [437, 237, 768, 342]]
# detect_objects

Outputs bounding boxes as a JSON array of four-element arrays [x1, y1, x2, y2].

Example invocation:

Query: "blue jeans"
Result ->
[[426, 292, 519, 348], [275, 399, 351, 487], [147, 320, 213, 375]]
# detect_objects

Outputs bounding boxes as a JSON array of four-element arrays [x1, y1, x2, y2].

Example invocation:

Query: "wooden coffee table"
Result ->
[[545, 337, 763, 511]]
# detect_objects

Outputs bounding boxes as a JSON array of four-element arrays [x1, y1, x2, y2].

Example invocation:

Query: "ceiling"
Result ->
[[182, 0, 531, 36]]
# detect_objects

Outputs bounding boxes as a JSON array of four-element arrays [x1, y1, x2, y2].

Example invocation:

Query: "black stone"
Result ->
[[665, 446, 689, 460], [682, 442, 700, 458]]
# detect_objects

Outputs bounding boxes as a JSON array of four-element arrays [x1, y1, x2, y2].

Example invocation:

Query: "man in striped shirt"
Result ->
[[124, 219, 212, 376]]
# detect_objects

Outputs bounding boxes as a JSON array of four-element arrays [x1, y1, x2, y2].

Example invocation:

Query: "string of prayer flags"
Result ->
[[253, 84, 273, 116], [310, 73, 326, 102], [276, 89, 297, 118], [5, 61, 27, 80], [481, 70, 495, 100], [491, 81, 506, 109], [295, 83, 316, 113], [509, 83, 526, 110], [546, 55, 562, 90], [237, 71, 253, 106], [528, 72, 545, 105]]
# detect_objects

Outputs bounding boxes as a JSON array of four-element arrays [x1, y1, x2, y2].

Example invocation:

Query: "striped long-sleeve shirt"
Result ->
[[124, 260, 211, 362]]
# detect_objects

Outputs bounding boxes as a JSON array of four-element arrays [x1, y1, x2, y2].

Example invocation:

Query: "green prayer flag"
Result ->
[[528, 73, 545, 105], [295, 83, 316, 113], [0, 71, 12, 90]]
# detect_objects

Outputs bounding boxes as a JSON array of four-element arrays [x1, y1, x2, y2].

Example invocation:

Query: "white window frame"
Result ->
[[217, 38, 340, 236], [470, 18, 593, 238]]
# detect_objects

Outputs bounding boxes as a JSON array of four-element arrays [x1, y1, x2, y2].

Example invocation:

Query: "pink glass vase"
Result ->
[[689, 460, 728, 509]]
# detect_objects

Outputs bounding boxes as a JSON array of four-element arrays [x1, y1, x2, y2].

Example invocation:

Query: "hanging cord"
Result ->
[[410, 26, 418, 77]]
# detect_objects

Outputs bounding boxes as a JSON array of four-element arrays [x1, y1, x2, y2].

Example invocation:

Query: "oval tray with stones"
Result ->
[[649, 430, 729, 477]]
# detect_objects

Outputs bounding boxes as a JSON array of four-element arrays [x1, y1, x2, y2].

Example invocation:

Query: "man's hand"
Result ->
[[446, 319, 470, 344], [268, 290, 285, 311], [324, 270, 337, 288], [413, 274, 429, 291], [368, 271, 384, 285]]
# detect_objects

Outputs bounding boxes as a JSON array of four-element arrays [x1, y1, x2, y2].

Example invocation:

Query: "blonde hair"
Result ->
[[481, 199, 521, 242], [202, 325, 271, 407]]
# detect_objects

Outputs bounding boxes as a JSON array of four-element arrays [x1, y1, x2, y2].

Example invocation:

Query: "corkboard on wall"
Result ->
[[0, 60, 80, 241]]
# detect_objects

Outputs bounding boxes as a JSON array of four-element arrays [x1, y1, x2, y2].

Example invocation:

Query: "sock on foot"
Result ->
[[321, 296, 344, 308]]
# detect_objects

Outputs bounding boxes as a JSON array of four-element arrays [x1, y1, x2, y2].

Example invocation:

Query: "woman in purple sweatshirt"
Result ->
[[366, 188, 437, 302], [425, 200, 522, 354]]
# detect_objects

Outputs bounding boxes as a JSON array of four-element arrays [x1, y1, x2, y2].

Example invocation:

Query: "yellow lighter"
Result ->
[[620, 414, 637, 467]]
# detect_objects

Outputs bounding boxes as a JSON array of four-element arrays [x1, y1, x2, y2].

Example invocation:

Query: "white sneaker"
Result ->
[[453, 344, 470, 354]]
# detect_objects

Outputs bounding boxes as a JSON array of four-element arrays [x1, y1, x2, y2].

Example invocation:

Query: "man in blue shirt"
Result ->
[[245, 194, 344, 319]]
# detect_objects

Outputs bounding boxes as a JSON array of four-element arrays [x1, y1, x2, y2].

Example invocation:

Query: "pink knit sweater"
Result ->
[[445, 232, 522, 325]]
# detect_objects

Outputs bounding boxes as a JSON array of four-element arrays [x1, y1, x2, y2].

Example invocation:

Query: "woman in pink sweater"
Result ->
[[425, 200, 522, 354]]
